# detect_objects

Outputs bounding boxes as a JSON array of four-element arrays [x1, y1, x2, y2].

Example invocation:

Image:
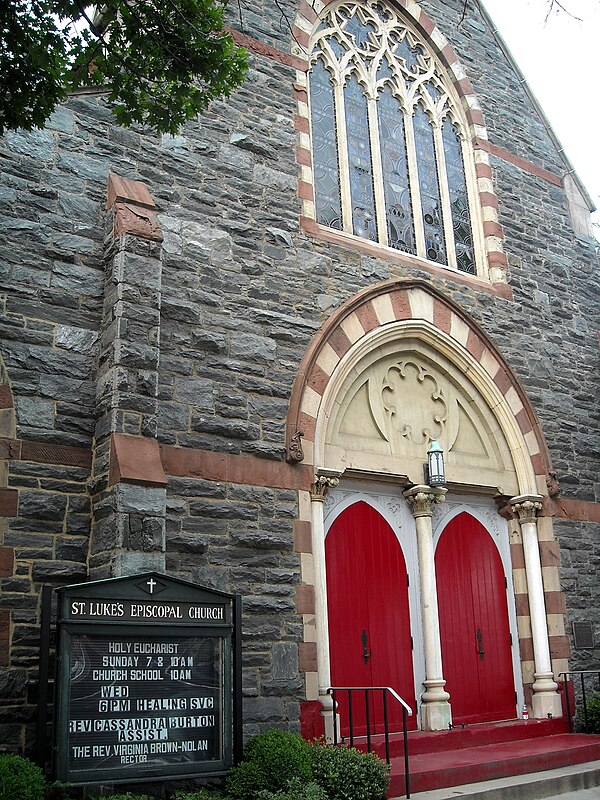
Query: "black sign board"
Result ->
[[55, 573, 238, 785]]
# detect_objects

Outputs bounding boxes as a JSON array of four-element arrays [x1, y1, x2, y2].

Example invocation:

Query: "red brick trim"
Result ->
[[0, 547, 14, 577], [510, 542, 526, 570], [0, 438, 91, 469], [0, 489, 18, 518], [109, 434, 167, 488], [475, 138, 563, 188], [514, 593, 530, 617], [298, 180, 314, 201], [542, 496, 600, 523], [294, 520, 312, 553], [107, 174, 156, 210], [228, 28, 309, 72], [107, 174, 163, 242], [549, 635, 570, 659], [296, 146, 312, 167], [22, 440, 91, 468], [296, 584, 315, 614], [0, 385, 13, 409], [160, 445, 314, 491], [539, 540, 561, 568], [113, 203, 163, 242], [545, 591, 567, 615], [298, 642, 318, 672], [294, 114, 310, 134]]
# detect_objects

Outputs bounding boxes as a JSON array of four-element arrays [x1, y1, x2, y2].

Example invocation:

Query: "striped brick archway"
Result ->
[[285, 278, 551, 489]]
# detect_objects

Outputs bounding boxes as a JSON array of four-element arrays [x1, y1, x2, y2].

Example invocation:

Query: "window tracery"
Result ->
[[309, 0, 480, 275]]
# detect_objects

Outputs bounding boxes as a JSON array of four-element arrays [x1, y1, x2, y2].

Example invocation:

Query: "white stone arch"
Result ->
[[315, 318, 537, 496]]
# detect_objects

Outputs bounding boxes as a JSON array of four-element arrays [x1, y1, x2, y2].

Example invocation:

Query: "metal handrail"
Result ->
[[328, 685, 413, 798], [559, 670, 600, 733]]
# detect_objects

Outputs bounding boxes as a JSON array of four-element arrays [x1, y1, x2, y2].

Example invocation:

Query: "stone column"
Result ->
[[89, 175, 167, 579], [511, 495, 562, 718], [404, 484, 451, 731], [310, 472, 340, 742]]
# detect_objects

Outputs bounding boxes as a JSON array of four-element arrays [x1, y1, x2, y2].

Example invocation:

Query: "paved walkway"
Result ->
[[543, 790, 600, 800], [402, 759, 600, 800]]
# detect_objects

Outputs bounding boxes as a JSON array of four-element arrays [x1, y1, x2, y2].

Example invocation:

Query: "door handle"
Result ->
[[476, 627, 485, 660], [361, 629, 372, 665]]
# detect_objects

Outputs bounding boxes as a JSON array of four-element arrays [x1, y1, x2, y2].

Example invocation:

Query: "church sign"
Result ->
[[55, 574, 237, 785]]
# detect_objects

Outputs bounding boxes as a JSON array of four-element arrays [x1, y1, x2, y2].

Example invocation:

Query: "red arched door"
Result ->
[[326, 501, 416, 734], [435, 512, 516, 724]]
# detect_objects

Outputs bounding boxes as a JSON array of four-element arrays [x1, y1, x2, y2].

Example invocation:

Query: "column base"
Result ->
[[421, 700, 452, 731], [421, 679, 452, 730], [532, 673, 562, 719], [319, 690, 336, 743]]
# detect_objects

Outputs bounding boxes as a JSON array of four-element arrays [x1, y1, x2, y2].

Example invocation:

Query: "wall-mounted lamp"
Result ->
[[424, 440, 445, 486]]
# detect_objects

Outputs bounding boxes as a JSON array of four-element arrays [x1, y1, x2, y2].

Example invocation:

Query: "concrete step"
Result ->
[[366, 719, 569, 760], [387, 734, 600, 796], [389, 758, 600, 800], [416, 763, 600, 800]]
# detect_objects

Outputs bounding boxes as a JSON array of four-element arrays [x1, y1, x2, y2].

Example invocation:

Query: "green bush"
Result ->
[[580, 692, 600, 734], [311, 744, 390, 800], [256, 777, 327, 800], [0, 754, 45, 800], [225, 730, 312, 800], [90, 794, 152, 800], [173, 790, 225, 800]]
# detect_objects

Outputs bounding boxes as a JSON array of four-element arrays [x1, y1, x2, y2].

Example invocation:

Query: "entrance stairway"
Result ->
[[361, 718, 600, 798]]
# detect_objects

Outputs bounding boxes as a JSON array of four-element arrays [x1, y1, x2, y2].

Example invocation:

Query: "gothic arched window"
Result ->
[[309, 1, 481, 275]]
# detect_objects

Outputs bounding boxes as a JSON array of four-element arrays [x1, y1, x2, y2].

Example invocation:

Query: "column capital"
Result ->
[[510, 494, 543, 524], [404, 485, 447, 518], [311, 470, 341, 502]]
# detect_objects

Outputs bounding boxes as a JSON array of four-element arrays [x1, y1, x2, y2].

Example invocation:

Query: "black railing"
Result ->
[[559, 670, 600, 733], [328, 686, 412, 798]]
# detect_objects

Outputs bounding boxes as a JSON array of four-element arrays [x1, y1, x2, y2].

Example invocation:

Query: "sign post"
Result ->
[[55, 573, 237, 786]]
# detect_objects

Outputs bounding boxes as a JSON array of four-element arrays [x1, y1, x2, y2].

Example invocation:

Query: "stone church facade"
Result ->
[[0, 0, 599, 757]]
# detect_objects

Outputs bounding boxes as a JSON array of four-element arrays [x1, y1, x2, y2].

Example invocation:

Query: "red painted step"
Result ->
[[365, 718, 569, 760], [386, 731, 600, 797]]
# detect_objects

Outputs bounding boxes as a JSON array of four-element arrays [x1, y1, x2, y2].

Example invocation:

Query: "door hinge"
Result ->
[[411, 636, 414, 650], [504, 576, 508, 589], [406, 573, 410, 587], [515, 691, 518, 704], [509, 633, 513, 646]]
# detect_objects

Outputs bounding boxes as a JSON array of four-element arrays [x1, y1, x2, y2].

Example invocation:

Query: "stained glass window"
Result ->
[[308, 0, 480, 275]]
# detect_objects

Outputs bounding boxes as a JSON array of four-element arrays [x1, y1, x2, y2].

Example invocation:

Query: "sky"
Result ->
[[481, 0, 599, 229]]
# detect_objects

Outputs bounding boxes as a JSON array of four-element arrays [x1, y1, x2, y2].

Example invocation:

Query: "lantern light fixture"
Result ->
[[424, 440, 445, 486]]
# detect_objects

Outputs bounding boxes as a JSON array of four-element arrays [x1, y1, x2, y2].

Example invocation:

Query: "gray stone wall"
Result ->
[[0, 0, 598, 757], [555, 518, 600, 673]]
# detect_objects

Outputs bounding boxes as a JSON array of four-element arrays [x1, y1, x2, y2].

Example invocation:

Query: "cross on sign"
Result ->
[[146, 578, 157, 594]]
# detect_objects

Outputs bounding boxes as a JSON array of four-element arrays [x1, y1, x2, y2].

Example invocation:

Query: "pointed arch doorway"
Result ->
[[326, 501, 418, 734], [435, 512, 517, 724]]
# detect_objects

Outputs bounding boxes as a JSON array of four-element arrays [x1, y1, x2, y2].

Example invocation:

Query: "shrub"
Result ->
[[256, 777, 327, 800], [90, 795, 152, 800], [0, 754, 45, 800], [173, 790, 226, 800], [580, 692, 600, 734], [311, 744, 390, 800], [225, 730, 313, 800]]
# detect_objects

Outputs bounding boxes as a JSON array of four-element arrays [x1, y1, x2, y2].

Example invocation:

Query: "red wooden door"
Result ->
[[326, 501, 417, 735], [435, 512, 516, 724]]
